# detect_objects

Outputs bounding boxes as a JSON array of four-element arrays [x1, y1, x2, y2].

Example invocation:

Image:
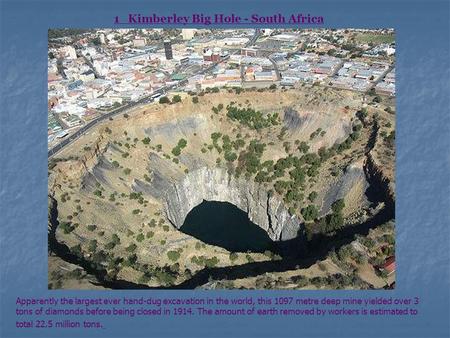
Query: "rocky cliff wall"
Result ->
[[143, 167, 304, 242]]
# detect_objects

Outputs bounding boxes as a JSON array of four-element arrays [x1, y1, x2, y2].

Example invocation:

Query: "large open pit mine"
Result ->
[[48, 86, 396, 290]]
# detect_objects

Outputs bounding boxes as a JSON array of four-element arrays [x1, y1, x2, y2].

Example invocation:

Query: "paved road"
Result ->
[[48, 30, 260, 159]]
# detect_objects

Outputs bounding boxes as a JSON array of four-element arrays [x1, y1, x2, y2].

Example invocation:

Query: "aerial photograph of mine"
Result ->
[[48, 28, 396, 290]]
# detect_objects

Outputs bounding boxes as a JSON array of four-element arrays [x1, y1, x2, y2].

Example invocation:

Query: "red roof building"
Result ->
[[381, 256, 396, 275]]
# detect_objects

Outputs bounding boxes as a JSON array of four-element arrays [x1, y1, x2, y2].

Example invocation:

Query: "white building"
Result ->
[[133, 38, 146, 47], [60, 46, 77, 60], [182, 29, 196, 40]]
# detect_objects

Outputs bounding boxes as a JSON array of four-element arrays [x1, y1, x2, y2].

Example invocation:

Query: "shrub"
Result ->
[[59, 222, 75, 234], [136, 234, 144, 242], [308, 191, 318, 202], [301, 205, 319, 222], [192, 96, 199, 104], [87, 240, 97, 253], [167, 251, 181, 262], [126, 243, 137, 252], [159, 96, 170, 104], [87, 224, 97, 232], [331, 199, 345, 213], [172, 95, 182, 103]]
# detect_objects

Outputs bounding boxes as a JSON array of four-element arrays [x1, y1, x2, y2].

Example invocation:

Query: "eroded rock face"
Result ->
[[143, 167, 304, 242]]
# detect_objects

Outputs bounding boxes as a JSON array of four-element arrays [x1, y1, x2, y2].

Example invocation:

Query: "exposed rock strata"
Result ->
[[136, 167, 304, 241]]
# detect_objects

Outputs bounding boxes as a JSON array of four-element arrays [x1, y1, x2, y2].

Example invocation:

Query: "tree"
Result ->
[[308, 191, 318, 202], [297, 141, 310, 154], [192, 96, 199, 104], [159, 96, 170, 104], [224, 151, 237, 162], [172, 95, 182, 104], [167, 251, 180, 262], [301, 205, 319, 222], [325, 213, 344, 231], [331, 199, 345, 214]]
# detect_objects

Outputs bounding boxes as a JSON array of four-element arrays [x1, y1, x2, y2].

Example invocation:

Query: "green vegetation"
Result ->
[[126, 243, 137, 252], [159, 96, 170, 104], [354, 32, 395, 45], [87, 239, 97, 253], [301, 205, 319, 222], [59, 222, 75, 234], [93, 190, 102, 197], [229, 252, 238, 262], [167, 250, 181, 262], [226, 105, 279, 130], [308, 191, 318, 202], [237, 140, 266, 175], [297, 141, 310, 153], [191, 255, 219, 268], [316, 199, 346, 234], [87, 224, 97, 232], [105, 234, 121, 250], [171, 138, 188, 156], [172, 95, 182, 104]]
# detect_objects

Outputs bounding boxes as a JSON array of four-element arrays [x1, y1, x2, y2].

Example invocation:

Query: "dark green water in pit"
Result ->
[[180, 200, 275, 253]]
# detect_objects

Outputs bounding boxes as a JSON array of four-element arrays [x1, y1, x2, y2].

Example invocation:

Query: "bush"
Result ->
[[224, 151, 237, 162], [87, 224, 97, 232], [192, 96, 199, 104], [87, 240, 97, 253], [159, 96, 170, 104], [126, 243, 137, 252], [136, 234, 145, 242], [297, 141, 310, 153], [123, 168, 131, 175], [172, 95, 182, 103], [167, 251, 180, 262], [59, 222, 75, 234], [142, 137, 151, 145], [308, 191, 318, 202], [301, 205, 319, 222], [171, 147, 181, 156], [331, 199, 345, 213], [229, 252, 238, 262]]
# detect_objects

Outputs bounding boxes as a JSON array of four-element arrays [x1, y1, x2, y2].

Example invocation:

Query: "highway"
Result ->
[[47, 30, 260, 159]]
